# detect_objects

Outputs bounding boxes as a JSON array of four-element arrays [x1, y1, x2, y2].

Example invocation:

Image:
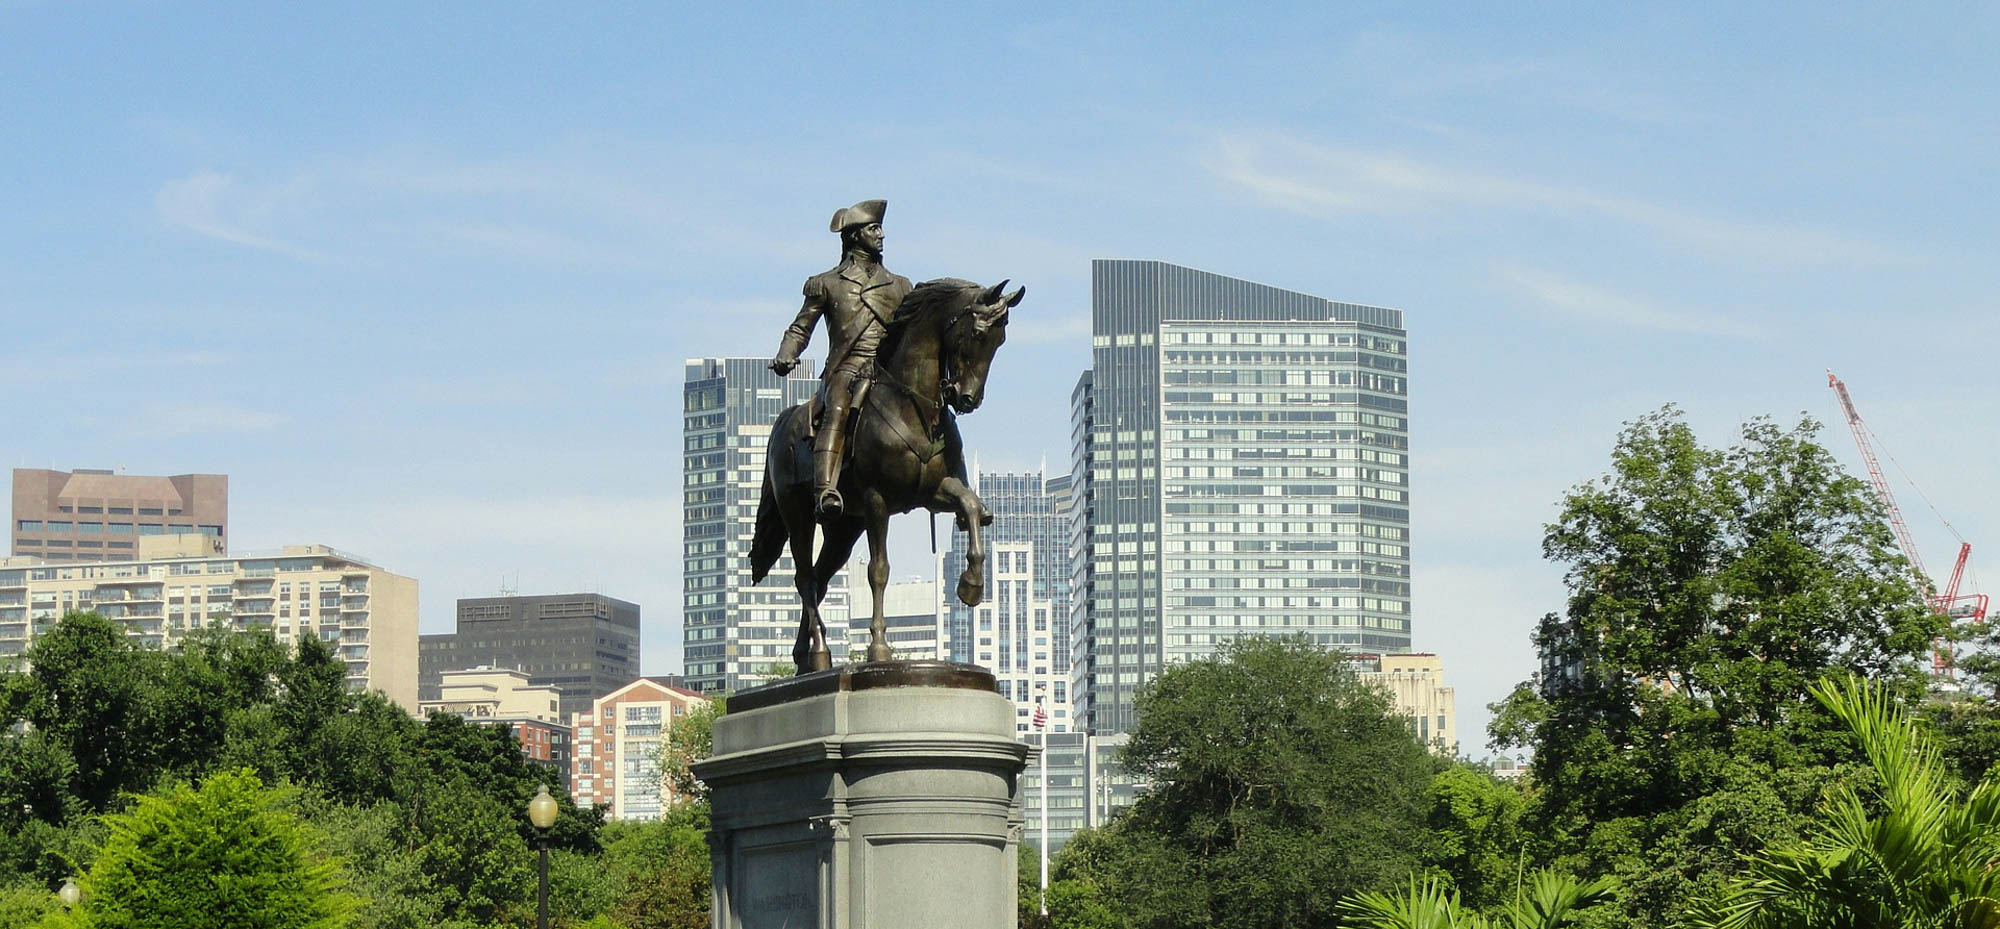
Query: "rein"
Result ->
[[867, 310, 964, 464]]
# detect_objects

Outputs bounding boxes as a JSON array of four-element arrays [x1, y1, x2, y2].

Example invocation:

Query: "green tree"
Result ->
[[50, 769, 352, 929], [1493, 409, 1939, 925], [600, 804, 711, 929], [302, 798, 447, 929], [1422, 766, 1530, 911], [1064, 636, 1435, 929], [659, 699, 724, 806], [407, 775, 532, 927], [1693, 675, 2000, 928], [144, 623, 286, 779], [12, 613, 155, 812]]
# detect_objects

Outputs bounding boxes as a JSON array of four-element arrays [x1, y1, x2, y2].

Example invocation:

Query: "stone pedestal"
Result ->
[[693, 661, 1028, 929]]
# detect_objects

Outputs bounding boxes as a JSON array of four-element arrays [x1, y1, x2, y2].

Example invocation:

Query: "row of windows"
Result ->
[[17, 521, 218, 536], [49, 505, 182, 516]]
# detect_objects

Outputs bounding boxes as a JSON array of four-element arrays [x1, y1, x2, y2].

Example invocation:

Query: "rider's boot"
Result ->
[[813, 405, 848, 519]]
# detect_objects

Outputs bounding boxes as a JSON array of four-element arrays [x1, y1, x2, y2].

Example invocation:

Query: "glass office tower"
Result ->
[[1069, 260, 1411, 734], [682, 357, 848, 694]]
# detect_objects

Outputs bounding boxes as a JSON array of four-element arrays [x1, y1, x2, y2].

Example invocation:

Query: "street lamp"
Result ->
[[527, 784, 558, 929], [57, 878, 80, 909]]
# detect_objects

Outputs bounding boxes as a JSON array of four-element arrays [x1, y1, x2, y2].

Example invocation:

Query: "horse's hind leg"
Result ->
[[813, 520, 864, 661], [790, 529, 831, 673]]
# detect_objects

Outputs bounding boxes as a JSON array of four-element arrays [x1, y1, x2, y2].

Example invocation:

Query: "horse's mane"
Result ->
[[879, 277, 981, 361]]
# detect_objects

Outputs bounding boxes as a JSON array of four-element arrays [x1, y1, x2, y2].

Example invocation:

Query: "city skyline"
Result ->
[[8, 4, 1998, 746]]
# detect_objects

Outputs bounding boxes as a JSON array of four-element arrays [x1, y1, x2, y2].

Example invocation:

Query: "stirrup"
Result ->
[[817, 488, 844, 518]]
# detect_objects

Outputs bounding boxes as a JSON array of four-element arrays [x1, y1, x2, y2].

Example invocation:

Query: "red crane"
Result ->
[[1828, 371, 1989, 675]]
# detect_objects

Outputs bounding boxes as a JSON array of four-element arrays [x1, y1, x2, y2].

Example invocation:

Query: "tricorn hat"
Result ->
[[829, 199, 888, 233]]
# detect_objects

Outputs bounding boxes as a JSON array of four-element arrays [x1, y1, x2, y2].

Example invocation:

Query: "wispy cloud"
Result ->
[[1205, 133, 1903, 267], [154, 171, 327, 260], [127, 403, 289, 439], [1494, 265, 1767, 339]]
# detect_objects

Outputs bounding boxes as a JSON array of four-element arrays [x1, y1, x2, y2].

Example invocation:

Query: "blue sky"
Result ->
[[6, 2, 1997, 750]]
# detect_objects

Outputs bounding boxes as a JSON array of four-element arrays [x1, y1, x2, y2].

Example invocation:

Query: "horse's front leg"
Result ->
[[790, 529, 830, 673], [936, 477, 987, 607], [864, 515, 892, 663]]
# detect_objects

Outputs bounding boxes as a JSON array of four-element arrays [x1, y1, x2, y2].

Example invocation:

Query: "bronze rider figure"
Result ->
[[769, 199, 985, 524]]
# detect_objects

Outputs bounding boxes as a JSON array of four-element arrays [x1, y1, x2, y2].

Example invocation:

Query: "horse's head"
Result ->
[[942, 279, 1023, 414]]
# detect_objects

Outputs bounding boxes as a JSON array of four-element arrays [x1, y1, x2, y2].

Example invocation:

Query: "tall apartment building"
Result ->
[[842, 563, 948, 661], [947, 470, 1072, 671], [682, 357, 849, 693], [1070, 260, 1412, 734], [12, 468, 227, 562], [967, 541, 1074, 735], [419, 593, 640, 720], [571, 677, 709, 820], [0, 535, 419, 708]]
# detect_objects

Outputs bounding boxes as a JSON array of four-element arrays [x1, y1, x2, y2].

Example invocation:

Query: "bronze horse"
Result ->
[[750, 277, 1022, 673]]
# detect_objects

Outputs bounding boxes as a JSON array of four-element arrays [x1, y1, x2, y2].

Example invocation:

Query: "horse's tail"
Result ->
[[750, 467, 785, 586]]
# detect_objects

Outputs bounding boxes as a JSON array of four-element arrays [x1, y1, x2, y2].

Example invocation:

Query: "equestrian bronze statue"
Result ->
[[751, 203, 1021, 672]]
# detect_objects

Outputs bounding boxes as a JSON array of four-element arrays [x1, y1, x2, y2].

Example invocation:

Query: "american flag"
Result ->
[[1033, 699, 1047, 731]]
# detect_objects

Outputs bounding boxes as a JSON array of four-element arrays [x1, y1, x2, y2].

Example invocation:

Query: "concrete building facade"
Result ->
[[12, 469, 227, 563], [420, 667, 573, 787], [1356, 652, 1457, 755], [571, 678, 710, 820], [0, 535, 419, 708], [1070, 259, 1412, 734], [1019, 731, 1141, 853], [682, 357, 850, 694], [420, 593, 640, 720]]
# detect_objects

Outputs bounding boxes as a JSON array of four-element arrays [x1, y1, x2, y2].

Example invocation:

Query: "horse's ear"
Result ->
[[1005, 286, 1025, 308], [981, 279, 1009, 305]]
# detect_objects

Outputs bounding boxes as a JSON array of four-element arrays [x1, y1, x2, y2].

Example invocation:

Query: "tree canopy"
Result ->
[[1061, 636, 1437, 929], [1489, 408, 1939, 925]]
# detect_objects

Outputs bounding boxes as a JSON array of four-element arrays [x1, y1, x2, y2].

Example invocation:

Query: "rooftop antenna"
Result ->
[[499, 572, 518, 598]]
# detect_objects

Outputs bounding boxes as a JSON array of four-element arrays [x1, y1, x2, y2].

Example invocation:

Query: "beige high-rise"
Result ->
[[1357, 652, 1457, 755], [0, 535, 419, 710], [11, 469, 228, 562]]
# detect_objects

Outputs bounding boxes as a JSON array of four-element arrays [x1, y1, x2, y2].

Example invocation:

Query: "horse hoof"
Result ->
[[867, 643, 892, 663], [808, 648, 832, 672], [957, 576, 983, 607]]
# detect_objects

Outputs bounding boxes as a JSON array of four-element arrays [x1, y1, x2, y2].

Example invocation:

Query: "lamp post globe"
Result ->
[[57, 878, 80, 908], [527, 784, 559, 830]]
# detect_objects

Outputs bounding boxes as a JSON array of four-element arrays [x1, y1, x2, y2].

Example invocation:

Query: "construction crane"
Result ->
[[1828, 370, 1989, 676]]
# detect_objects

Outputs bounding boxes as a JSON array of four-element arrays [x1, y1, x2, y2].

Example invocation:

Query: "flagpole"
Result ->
[[1037, 695, 1049, 918]]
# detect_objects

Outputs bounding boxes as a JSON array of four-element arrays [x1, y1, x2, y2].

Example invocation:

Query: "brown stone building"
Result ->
[[11, 469, 228, 563]]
